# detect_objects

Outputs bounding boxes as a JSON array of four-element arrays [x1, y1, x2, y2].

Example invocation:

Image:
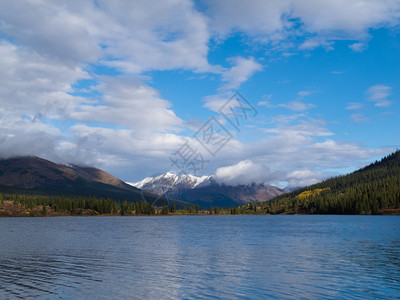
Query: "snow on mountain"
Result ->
[[129, 173, 287, 207], [129, 176, 154, 189], [129, 173, 213, 198]]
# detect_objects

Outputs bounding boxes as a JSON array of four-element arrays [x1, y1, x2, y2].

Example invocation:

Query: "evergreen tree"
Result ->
[[42, 204, 47, 216], [161, 204, 169, 215]]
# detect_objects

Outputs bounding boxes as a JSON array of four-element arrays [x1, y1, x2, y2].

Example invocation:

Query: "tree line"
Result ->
[[1, 193, 159, 216], [1, 151, 399, 216], [0, 192, 265, 216], [257, 150, 400, 214]]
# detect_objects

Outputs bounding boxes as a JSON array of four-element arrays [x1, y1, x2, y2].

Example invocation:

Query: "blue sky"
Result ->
[[0, 0, 399, 187]]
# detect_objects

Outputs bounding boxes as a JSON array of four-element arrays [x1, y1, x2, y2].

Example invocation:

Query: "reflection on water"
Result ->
[[0, 216, 399, 299]]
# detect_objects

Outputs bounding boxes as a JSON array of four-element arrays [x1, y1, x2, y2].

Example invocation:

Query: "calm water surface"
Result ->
[[0, 215, 399, 299]]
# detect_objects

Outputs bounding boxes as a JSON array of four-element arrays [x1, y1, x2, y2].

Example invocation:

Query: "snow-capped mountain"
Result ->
[[130, 173, 286, 207], [130, 173, 213, 198]]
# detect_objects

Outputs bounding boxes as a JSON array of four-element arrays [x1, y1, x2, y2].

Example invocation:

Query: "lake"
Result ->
[[0, 215, 399, 299]]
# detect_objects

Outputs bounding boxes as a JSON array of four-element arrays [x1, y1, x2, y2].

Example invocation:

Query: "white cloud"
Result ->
[[299, 38, 334, 51], [202, 93, 232, 112], [367, 84, 393, 107], [0, 41, 88, 118], [205, 0, 400, 49], [207, 117, 388, 187], [0, 1, 104, 64], [205, 0, 292, 38], [203, 56, 262, 111], [0, 0, 208, 178], [307, 139, 373, 161], [212, 133, 385, 187], [368, 85, 391, 100], [0, 113, 188, 178], [70, 76, 184, 133], [257, 101, 271, 107], [266, 119, 333, 140], [297, 90, 314, 97], [279, 100, 315, 111], [0, 0, 395, 185], [220, 56, 263, 91], [62, 124, 191, 179], [0, 0, 213, 74], [374, 100, 392, 107], [292, 0, 400, 42], [346, 102, 363, 110], [99, 0, 212, 73], [350, 113, 369, 123], [0, 116, 71, 164], [287, 169, 323, 187], [259, 91, 315, 112], [270, 114, 306, 124], [349, 42, 367, 52], [70, 125, 185, 158], [215, 160, 270, 185]]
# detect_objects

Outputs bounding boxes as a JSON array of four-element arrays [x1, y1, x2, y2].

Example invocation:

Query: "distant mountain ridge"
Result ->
[[0, 156, 132, 190], [131, 173, 286, 207], [0, 156, 189, 207], [132, 173, 212, 196]]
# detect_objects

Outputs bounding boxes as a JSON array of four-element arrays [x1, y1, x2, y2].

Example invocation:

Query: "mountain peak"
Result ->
[[130, 173, 213, 196], [131, 172, 285, 207], [0, 155, 136, 195]]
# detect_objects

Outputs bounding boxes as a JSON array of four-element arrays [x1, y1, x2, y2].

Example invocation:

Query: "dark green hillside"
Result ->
[[0, 156, 190, 209], [262, 150, 400, 214]]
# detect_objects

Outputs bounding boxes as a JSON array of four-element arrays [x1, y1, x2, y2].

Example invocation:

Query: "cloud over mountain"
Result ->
[[0, 0, 398, 184]]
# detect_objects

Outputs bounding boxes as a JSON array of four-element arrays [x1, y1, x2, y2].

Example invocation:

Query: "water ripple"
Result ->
[[0, 216, 400, 299]]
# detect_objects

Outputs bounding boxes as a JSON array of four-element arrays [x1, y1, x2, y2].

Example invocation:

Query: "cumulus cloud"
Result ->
[[0, 37, 186, 175], [202, 93, 232, 112], [65, 124, 189, 177], [0, 0, 395, 184], [299, 38, 334, 51], [349, 42, 367, 52], [0, 1, 103, 64], [0, 0, 206, 176], [0, 117, 61, 161], [205, 0, 400, 49], [212, 132, 384, 187], [203, 57, 262, 111], [220, 57, 263, 91], [70, 76, 184, 132], [0, 0, 212, 73], [0, 41, 89, 118], [205, 0, 291, 38], [207, 116, 386, 187], [215, 160, 273, 185], [287, 169, 323, 187], [98, 0, 212, 73]]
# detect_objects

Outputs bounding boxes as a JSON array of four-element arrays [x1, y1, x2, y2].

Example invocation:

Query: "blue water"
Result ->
[[0, 215, 399, 299]]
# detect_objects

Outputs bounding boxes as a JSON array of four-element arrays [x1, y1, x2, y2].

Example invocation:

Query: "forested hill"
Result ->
[[262, 150, 400, 214], [0, 156, 189, 208]]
